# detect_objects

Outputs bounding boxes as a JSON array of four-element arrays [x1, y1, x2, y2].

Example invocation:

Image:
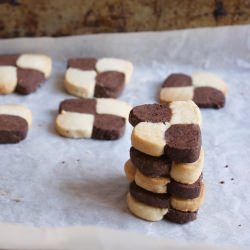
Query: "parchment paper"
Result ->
[[0, 224, 244, 250], [0, 25, 249, 248]]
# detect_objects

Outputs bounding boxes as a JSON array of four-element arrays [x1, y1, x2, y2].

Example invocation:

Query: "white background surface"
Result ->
[[0, 25, 249, 248]]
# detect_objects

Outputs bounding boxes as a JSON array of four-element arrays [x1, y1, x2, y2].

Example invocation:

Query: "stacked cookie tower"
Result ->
[[124, 100, 205, 224]]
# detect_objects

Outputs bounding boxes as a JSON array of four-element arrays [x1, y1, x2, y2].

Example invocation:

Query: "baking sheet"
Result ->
[[0, 25, 249, 248]]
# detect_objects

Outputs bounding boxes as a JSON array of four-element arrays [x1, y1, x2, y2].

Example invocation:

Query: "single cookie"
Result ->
[[0, 104, 32, 144], [0, 54, 52, 95], [130, 101, 201, 162], [56, 98, 131, 140], [160, 72, 227, 109], [65, 57, 132, 99]]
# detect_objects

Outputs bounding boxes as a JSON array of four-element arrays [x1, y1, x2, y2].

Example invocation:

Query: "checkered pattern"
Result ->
[[64, 57, 133, 98], [160, 72, 227, 108], [0, 54, 52, 94]]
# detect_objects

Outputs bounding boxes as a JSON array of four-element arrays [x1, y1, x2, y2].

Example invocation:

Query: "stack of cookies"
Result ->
[[124, 100, 205, 224]]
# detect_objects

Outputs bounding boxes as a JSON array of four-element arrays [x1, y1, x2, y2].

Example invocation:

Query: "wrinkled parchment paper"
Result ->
[[0, 25, 249, 249]]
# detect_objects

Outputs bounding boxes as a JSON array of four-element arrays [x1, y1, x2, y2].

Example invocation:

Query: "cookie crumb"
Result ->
[[220, 181, 225, 184], [0, 189, 9, 196], [231, 178, 234, 181], [224, 165, 229, 168], [13, 198, 21, 203], [238, 224, 242, 227]]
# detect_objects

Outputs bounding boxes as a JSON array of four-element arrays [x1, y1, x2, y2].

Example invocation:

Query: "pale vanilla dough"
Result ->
[[169, 100, 201, 126], [124, 160, 137, 182], [96, 98, 131, 120], [0, 104, 32, 126], [64, 68, 97, 98], [16, 54, 52, 78], [170, 148, 204, 184], [127, 193, 168, 222], [0, 66, 17, 94], [96, 58, 133, 84], [160, 86, 194, 103], [124, 160, 170, 194], [131, 122, 170, 157], [191, 72, 228, 94], [56, 111, 95, 139]]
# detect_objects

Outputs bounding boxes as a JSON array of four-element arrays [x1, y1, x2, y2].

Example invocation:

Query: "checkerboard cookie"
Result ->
[[64, 57, 133, 98], [0, 54, 52, 95], [160, 72, 227, 108], [129, 101, 202, 162], [0, 104, 32, 143], [56, 98, 131, 140]]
